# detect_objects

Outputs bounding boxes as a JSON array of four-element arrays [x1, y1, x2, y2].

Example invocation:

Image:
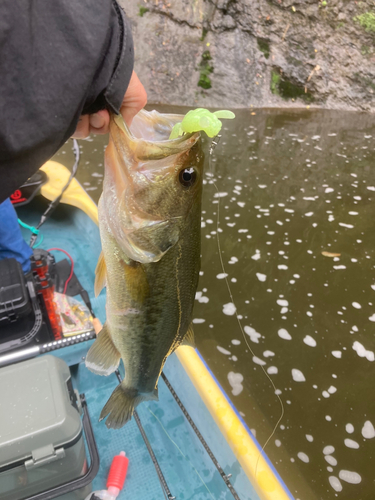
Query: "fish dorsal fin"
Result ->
[[180, 324, 195, 348], [94, 251, 107, 297]]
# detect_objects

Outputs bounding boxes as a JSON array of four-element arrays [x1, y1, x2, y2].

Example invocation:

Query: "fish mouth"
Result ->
[[111, 109, 200, 162]]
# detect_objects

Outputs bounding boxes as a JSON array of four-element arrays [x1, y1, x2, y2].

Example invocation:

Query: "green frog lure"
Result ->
[[169, 108, 235, 140]]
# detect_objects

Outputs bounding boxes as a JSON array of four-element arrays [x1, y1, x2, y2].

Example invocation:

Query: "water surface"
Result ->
[[54, 107, 375, 500]]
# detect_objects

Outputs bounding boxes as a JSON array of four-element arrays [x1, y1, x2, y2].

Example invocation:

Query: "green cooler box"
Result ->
[[0, 355, 94, 500]]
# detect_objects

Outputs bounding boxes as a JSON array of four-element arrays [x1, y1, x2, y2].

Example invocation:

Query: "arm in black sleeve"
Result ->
[[0, 0, 134, 204]]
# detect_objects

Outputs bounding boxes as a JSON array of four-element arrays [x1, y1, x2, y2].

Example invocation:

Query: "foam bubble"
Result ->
[[328, 476, 342, 492], [278, 328, 292, 340], [292, 369, 306, 382], [256, 273, 267, 282], [362, 420, 375, 439], [303, 335, 317, 347], [346, 423, 354, 434], [244, 326, 261, 343], [323, 445, 335, 455], [227, 372, 244, 396], [217, 346, 231, 355], [339, 470, 361, 484], [297, 452, 309, 463], [344, 439, 359, 449], [223, 303, 236, 316]]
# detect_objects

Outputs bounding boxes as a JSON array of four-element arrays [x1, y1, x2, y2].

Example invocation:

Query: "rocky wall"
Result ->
[[120, 0, 375, 111]]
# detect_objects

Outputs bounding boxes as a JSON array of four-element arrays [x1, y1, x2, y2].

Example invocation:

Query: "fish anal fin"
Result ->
[[94, 251, 107, 298], [85, 323, 120, 376], [180, 324, 196, 348]]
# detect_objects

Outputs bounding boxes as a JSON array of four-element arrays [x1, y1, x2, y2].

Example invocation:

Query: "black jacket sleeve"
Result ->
[[0, 0, 134, 204]]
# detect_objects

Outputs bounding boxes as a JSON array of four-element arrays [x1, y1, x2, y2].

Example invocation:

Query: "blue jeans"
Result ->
[[0, 198, 33, 273]]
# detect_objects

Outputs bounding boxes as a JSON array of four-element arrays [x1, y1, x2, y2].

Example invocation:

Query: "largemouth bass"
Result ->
[[86, 109, 204, 429]]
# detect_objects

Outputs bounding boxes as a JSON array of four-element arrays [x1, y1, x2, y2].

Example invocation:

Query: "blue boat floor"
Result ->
[[17, 200, 258, 500]]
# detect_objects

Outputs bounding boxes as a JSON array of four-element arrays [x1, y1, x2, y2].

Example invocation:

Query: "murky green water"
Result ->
[[54, 107, 375, 500]]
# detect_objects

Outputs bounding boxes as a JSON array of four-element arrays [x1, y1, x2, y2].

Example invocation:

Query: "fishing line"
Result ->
[[208, 138, 284, 476], [147, 407, 216, 500]]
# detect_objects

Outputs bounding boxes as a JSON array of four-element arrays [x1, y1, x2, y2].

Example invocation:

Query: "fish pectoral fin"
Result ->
[[180, 324, 196, 348], [100, 384, 147, 429], [127, 219, 180, 264], [85, 323, 120, 376], [94, 251, 107, 297]]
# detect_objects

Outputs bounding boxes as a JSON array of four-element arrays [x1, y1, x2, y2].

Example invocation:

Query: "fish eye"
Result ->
[[179, 167, 197, 188]]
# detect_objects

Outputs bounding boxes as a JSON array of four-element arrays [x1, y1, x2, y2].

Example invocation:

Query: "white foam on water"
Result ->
[[367, 186, 375, 191], [306, 434, 313, 442], [332, 350, 342, 359], [251, 251, 261, 260], [256, 273, 267, 282], [277, 299, 289, 307], [329, 476, 342, 492], [297, 452, 309, 463], [326, 415, 332, 421], [217, 346, 231, 355], [339, 470, 362, 484], [263, 350, 275, 357], [216, 273, 228, 279], [278, 265, 288, 270], [303, 335, 317, 347], [339, 222, 354, 229], [352, 341, 375, 361], [322, 391, 330, 398], [275, 439, 281, 447], [228, 256, 238, 264], [352, 302, 361, 309], [214, 192, 228, 198], [305, 212, 314, 217], [369, 314, 375, 322], [281, 307, 288, 314], [237, 201, 245, 208], [253, 356, 266, 366], [323, 445, 335, 455], [278, 328, 292, 340], [292, 369, 306, 382], [328, 386, 337, 394], [346, 423, 354, 434], [227, 372, 244, 396], [231, 339, 241, 345], [344, 438, 359, 449], [244, 326, 261, 343], [325, 455, 337, 466], [193, 318, 205, 324], [223, 303, 236, 316], [325, 187, 334, 193], [267, 366, 278, 374], [362, 420, 375, 439]]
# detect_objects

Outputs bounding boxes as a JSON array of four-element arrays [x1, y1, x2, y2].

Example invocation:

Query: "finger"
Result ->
[[120, 71, 147, 127], [72, 115, 90, 139], [89, 110, 110, 135]]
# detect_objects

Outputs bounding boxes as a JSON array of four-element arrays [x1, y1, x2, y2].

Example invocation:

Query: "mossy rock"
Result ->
[[270, 70, 314, 102]]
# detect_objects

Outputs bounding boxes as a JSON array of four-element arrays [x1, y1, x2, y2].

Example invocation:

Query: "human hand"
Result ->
[[72, 71, 147, 138]]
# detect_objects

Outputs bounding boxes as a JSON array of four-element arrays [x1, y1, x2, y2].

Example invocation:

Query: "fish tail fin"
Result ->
[[100, 383, 156, 429], [85, 323, 120, 376]]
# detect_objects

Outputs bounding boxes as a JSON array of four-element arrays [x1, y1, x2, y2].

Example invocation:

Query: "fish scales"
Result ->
[[86, 110, 204, 428]]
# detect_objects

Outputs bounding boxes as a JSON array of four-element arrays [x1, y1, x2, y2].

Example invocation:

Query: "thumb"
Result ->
[[120, 71, 147, 127]]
